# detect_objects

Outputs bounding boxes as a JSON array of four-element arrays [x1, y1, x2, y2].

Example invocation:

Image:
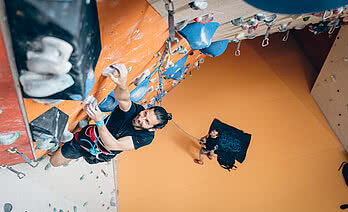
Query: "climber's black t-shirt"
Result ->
[[103, 102, 154, 150], [74, 102, 154, 163]]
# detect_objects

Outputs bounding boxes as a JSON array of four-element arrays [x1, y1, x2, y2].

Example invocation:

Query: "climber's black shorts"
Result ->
[[60, 133, 117, 164], [60, 137, 85, 159]]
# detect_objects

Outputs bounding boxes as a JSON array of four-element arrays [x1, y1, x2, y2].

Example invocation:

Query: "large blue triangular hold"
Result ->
[[179, 22, 220, 50], [162, 55, 188, 76], [200, 40, 229, 57]]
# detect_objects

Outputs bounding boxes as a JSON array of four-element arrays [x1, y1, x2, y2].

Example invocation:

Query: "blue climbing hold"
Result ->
[[200, 40, 229, 57], [84, 70, 95, 97], [179, 22, 220, 50], [129, 78, 150, 104], [162, 55, 188, 76], [99, 92, 118, 112], [167, 67, 187, 80], [99, 68, 160, 112]]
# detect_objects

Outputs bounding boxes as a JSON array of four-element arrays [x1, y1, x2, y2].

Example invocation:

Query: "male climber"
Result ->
[[50, 64, 172, 166]]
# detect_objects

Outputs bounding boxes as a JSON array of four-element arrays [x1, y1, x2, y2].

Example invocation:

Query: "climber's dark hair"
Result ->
[[150, 106, 172, 129]]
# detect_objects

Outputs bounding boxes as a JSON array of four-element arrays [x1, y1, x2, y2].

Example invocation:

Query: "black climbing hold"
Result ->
[[30, 107, 69, 146]]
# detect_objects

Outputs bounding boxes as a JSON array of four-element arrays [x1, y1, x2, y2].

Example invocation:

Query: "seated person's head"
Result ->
[[132, 106, 172, 131], [209, 129, 219, 138]]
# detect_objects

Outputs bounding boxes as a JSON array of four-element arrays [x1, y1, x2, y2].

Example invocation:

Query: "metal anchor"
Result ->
[[0, 165, 26, 179], [8, 147, 39, 168]]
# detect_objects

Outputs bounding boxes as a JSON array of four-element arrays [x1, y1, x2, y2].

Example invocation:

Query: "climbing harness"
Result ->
[[78, 114, 114, 160]]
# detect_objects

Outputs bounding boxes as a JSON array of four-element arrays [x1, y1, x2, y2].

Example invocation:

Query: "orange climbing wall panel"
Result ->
[[22, 0, 204, 158], [0, 29, 33, 165]]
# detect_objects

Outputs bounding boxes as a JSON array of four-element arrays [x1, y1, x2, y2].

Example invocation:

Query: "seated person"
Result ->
[[194, 129, 219, 165]]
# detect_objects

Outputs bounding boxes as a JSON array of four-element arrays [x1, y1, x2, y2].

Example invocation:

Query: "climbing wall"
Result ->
[[15, 0, 205, 160], [147, 0, 348, 46], [0, 1, 34, 166], [311, 25, 348, 151]]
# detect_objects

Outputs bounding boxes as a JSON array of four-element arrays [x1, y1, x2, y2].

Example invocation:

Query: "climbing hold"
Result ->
[[154, 52, 161, 58], [100, 191, 103, 195], [129, 79, 149, 103], [303, 16, 311, 21], [110, 196, 117, 207], [231, 17, 244, 26], [102, 64, 117, 77], [32, 99, 65, 105], [101, 169, 108, 177], [96, 175, 99, 179], [80, 175, 85, 181], [0, 132, 20, 145], [98, 93, 118, 112], [78, 118, 89, 129], [84, 69, 95, 97], [194, 13, 214, 24], [30, 107, 68, 149], [132, 69, 150, 86], [179, 22, 220, 50], [28, 36, 73, 62], [44, 162, 52, 171], [61, 127, 73, 143], [188, 0, 208, 10], [82, 95, 97, 106], [3, 203, 13, 212], [100, 169, 108, 177], [83, 202, 88, 207], [26, 36, 73, 75], [162, 55, 188, 76], [73, 206, 77, 212], [200, 40, 229, 57], [19, 71, 74, 97], [26, 57, 72, 75], [69, 95, 83, 101]]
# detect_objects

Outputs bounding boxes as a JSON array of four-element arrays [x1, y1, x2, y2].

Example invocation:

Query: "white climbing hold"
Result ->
[[110, 196, 117, 207], [41, 36, 73, 61], [27, 36, 73, 63], [26, 57, 72, 75], [132, 69, 150, 86], [82, 95, 97, 107], [0, 132, 20, 145], [61, 124, 73, 143], [19, 71, 74, 97], [78, 118, 89, 129], [190, 0, 208, 10]]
